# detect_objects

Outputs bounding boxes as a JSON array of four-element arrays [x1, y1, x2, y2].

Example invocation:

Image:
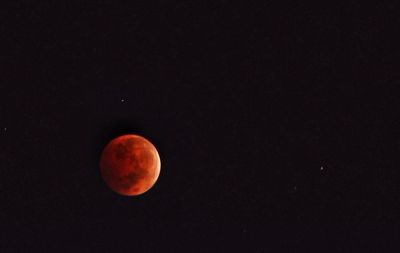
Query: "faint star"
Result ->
[[121, 99, 125, 103], [320, 166, 324, 171]]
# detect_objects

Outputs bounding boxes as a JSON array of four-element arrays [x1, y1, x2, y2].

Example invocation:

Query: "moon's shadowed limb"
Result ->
[[99, 134, 161, 196]]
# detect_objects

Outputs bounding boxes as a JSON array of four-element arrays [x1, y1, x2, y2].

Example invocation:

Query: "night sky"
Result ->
[[1, 2, 400, 251]]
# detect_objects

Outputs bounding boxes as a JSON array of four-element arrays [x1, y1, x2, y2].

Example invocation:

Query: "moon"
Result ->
[[99, 134, 161, 196]]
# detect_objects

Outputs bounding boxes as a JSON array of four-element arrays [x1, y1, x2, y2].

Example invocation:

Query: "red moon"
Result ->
[[99, 134, 161, 196]]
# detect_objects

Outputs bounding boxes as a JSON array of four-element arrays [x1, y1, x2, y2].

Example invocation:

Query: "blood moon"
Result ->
[[99, 134, 161, 196]]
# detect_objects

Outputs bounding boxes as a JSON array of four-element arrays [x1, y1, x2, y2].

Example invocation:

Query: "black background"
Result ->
[[1, 1, 400, 251]]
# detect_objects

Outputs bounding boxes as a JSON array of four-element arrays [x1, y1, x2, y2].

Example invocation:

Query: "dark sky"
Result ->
[[1, 1, 400, 251]]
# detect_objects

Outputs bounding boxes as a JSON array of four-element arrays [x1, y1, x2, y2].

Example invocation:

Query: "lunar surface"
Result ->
[[99, 134, 161, 196]]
